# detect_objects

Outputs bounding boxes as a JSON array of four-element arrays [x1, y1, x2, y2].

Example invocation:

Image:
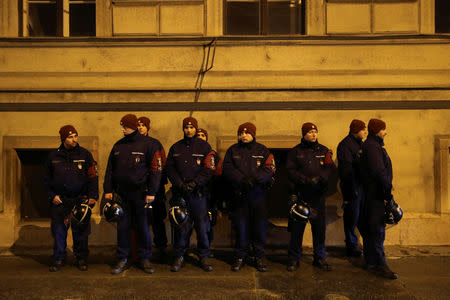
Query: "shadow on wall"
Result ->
[[10, 224, 53, 266]]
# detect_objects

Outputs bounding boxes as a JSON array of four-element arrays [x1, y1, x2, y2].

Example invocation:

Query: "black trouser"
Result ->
[[342, 184, 364, 249], [151, 197, 168, 249], [116, 186, 152, 260], [360, 184, 387, 266], [51, 201, 90, 260], [173, 191, 210, 259], [231, 187, 267, 259], [288, 197, 326, 261]]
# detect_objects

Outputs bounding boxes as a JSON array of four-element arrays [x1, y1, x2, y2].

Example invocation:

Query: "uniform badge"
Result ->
[[197, 158, 201, 165], [320, 160, 324, 165], [78, 163, 83, 170], [210, 156, 216, 170], [257, 160, 261, 167], [135, 157, 140, 163], [157, 157, 162, 171]]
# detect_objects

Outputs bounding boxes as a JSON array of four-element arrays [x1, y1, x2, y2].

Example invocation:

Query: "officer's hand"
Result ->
[[52, 195, 62, 205], [288, 194, 298, 208], [88, 198, 96, 207], [145, 195, 155, 203], [310, 176, 321, 185], [185, 180, 197, 192], [105, 193, 113, 201]]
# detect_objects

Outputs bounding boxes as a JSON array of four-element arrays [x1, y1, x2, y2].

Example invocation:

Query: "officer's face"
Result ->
[[304, 129, 318, 142], [238, 131, 254, 143], [377, 129, 387, 139], [355, 128, 368, 140], [122, 126, 135, 135], [197, 132, 207, 141], [137, 122, 148, 136], [183, 125, 196, 138], [64, 133, 78, 149]]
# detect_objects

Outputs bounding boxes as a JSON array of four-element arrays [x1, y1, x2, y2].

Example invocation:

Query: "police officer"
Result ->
[[166, 117, 216, 272], [196, 128, 222, 254], [104, 114, 164, 275], [222, 122, 275, 272], [44, 125, 98, 272], [138, 116, 168, 259], [337, 119, 367, 257], [360, 118, 398, 279], [286, 122, 335, 272]]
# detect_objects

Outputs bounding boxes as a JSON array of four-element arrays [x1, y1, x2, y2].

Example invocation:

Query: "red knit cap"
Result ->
[[120, 114, 138, 130], [197, 128, 208, 141], [59, 125, 78, 142], [137, 116, 151, 130], [182, 117, 198, 130], [368, 118, 386, 135], [301, 122, 318, 137], [238, 122, 256, 137], [349, 119, 366, 134]]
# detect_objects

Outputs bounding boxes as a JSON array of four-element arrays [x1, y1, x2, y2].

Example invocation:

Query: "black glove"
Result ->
[[185, 180, 197, 192]]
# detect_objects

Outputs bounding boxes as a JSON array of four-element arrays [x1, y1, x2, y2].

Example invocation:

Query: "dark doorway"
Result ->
[[436, 0, 450, 33], [16, 149, 52, 220], [266, 148, 290, 218]]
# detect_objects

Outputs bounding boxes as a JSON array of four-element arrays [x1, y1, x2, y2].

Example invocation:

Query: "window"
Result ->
[[20, 0, 96, 37], [224, 0, 305, 35]]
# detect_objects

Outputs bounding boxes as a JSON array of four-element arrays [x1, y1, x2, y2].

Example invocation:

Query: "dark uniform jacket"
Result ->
[[222, 140, 275, 191], [360, 134, 393, 201], [166, 137, 215, 191], [44, 144, 98, 200], [337, 134, 363, 202], [286, 139, 335, 201], [104, 131, 164, 196]]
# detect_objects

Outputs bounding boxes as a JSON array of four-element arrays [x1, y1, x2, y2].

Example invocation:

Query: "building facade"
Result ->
[[0, 0, 449, 249]]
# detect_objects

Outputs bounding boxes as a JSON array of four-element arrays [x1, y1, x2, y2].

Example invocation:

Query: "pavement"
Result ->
[[0, 246, 449, 300]]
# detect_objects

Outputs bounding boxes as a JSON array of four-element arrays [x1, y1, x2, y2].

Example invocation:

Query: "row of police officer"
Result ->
[[43, 115, 398, 279]]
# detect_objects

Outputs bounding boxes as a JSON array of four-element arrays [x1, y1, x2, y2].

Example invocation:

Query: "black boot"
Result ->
[[313, 258, 332, 271], [231, 258, 244, 272], [286, 260, 300, 272], [346, 246, 362, 257], [255, 258, 268, 272], [171, 256, 185, 272], [200, 258, 213, 272], [49, 259, 64, 272], [75, 258, 88, 271], [111, 258, 129, 275], [140, 259, 155, 274], [377, 265, 398, 280]]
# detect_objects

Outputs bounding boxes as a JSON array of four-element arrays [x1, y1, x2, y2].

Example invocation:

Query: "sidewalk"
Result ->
[[0, 246, 449, 300]]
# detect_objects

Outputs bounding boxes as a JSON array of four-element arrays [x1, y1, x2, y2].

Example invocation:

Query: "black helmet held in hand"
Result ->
[[70, 203, 92, 230], [289, 201, 310, 223], [103, 201, 124, 223], [385, 197, 403, 224], [169, 205, 189, 228]]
